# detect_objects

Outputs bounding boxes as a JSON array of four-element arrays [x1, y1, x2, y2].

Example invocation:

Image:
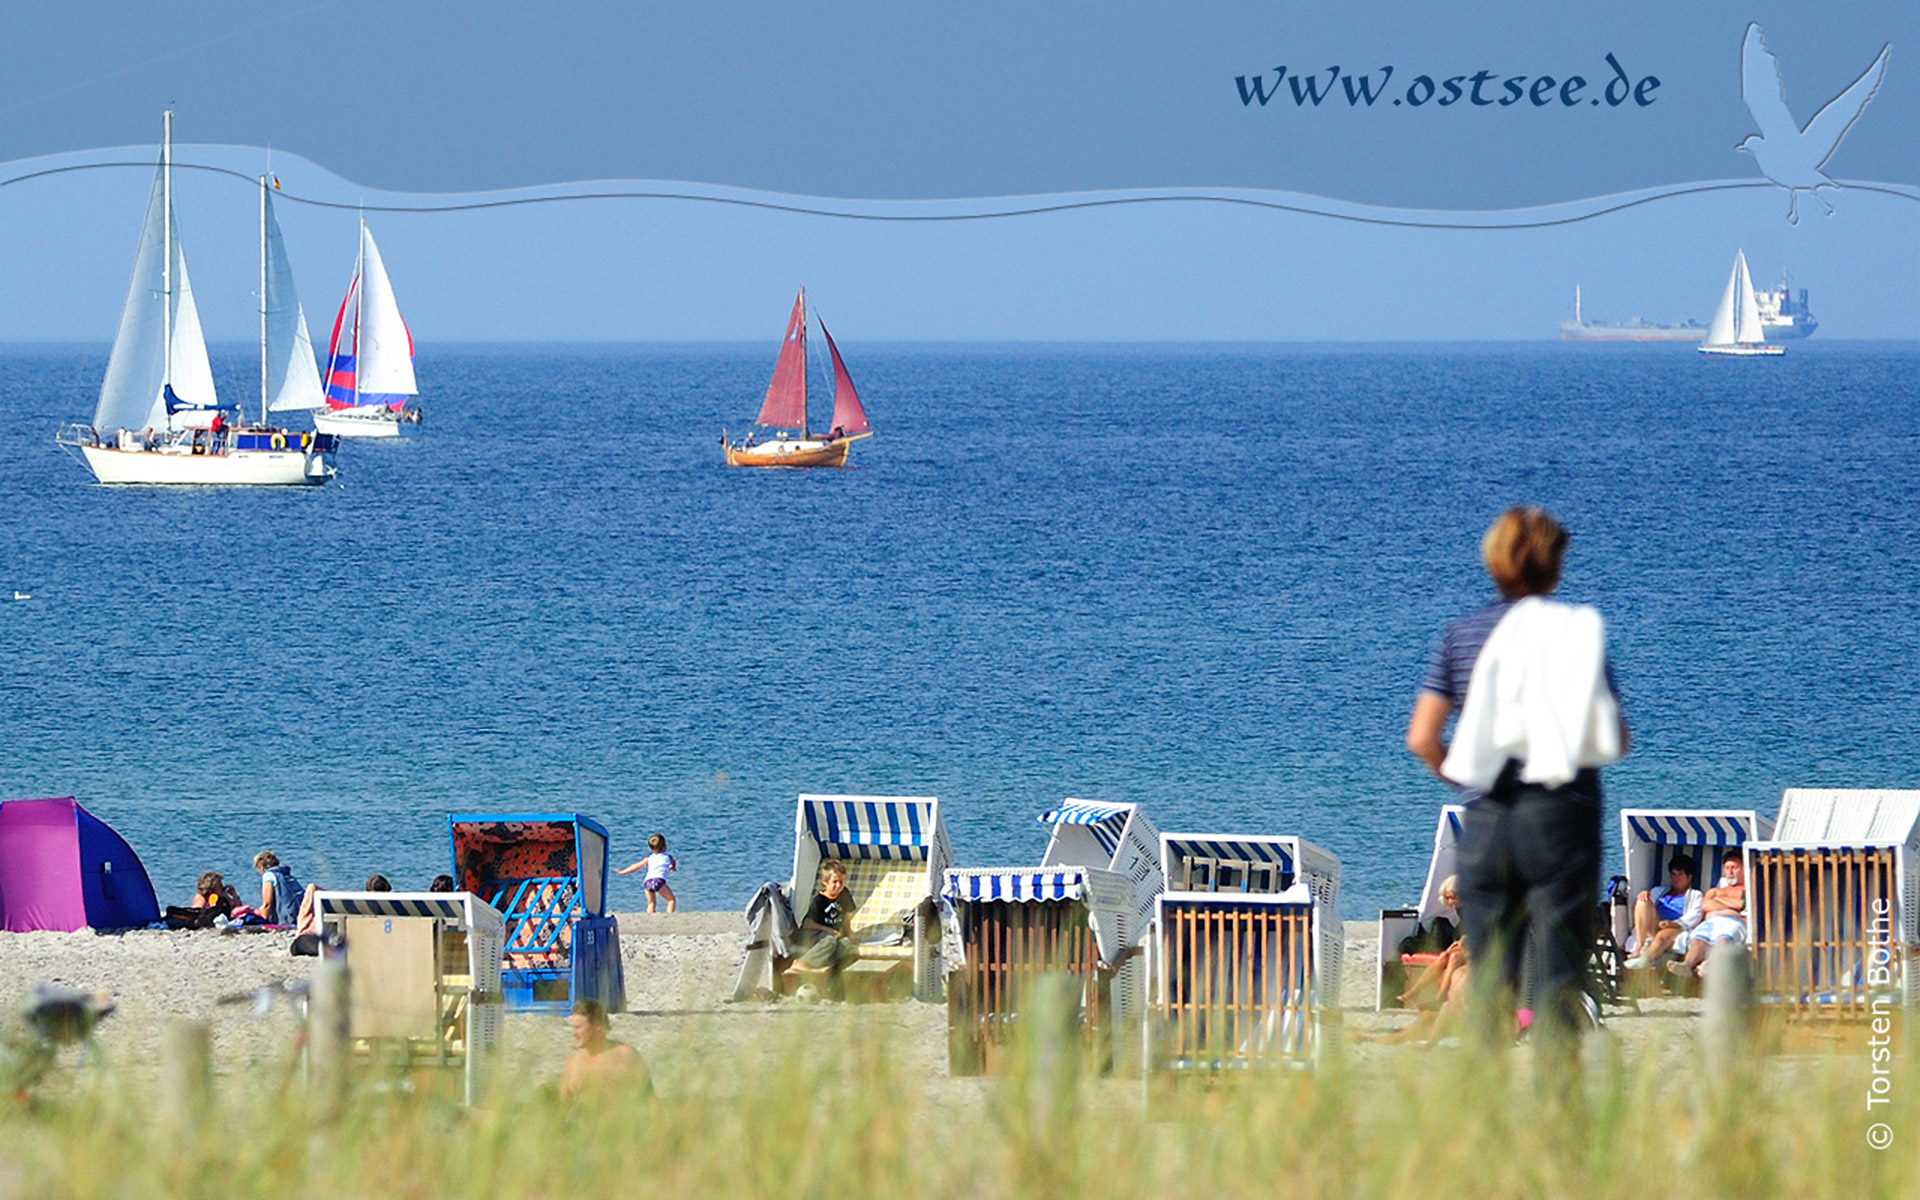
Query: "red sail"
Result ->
[[821, 322, 871, 438], [755, 289, 808, 430]]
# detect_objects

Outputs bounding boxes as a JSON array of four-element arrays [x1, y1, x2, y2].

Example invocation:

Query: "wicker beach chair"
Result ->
[[1147, 833, 1342, 1073], [1377, 805, 1464, 1010], [1748, 789, 1920, 1015]]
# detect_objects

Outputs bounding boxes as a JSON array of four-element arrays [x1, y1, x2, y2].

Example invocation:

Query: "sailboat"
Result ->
[[722, 288, 873, 467], [315, 220, 423, 438], [1698, 251, 1786, 357], [55, 113, 339, 485]]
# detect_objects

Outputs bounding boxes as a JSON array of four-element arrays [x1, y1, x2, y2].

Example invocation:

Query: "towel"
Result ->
[[1441, 596, 1623, 790]]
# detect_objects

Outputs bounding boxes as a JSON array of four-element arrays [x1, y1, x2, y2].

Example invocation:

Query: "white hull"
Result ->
[[1698, 343, 1785, 357], [313, 407, 414, 439], [77, 443, 334, 485]]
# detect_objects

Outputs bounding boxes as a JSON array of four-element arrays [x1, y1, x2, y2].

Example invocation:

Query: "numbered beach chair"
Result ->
[[448, 814, 625, 1014], [1039, 798, 1165, 937], [310, 890, 505, 1105], [1147, 833, 1343, 1072], [789, 794, 954, 1001], [1377, 805, 1464, 1009], [1748, 789, 1920, 1015], [941, 864, 1139, 1075]]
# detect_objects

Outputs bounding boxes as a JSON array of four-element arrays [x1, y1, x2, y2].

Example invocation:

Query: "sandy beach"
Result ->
[[0, 913, 1708, 1100]]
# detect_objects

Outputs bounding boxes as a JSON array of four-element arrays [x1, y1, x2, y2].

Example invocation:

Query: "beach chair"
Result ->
[[940, 864, 1138, 1075], [448, 814, 625, 1014], [1147, 833, 1342, 1073], [788, 794, 953, 1001], [1376, 805, 1463, 1009], [1616, 808, 1774, 987], [1748, 789, 1920, 1015], [310, 890, 505, 1105], [1039, 799, 1165, 936]]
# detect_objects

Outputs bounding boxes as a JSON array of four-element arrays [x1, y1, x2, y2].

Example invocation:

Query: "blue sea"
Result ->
[[2, 342, 1915, 919]]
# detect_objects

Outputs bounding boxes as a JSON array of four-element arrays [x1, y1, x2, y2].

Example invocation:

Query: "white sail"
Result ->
[[263, 190, 326, 412], [1733, 251, 1766, 345], [353, 222, 416, 399], [1704, 259, 1739, 348], [166, 223, 218, 424]]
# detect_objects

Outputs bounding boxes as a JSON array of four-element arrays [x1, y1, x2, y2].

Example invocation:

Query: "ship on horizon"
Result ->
[[1559, 281, 1817, 343]]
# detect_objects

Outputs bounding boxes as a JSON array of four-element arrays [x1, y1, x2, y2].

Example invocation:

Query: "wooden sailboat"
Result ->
[[1698, 250, 1785, 357], [317, 220, 423, 437], [55, 113, 338, 485], [722, 288, 873, 467]]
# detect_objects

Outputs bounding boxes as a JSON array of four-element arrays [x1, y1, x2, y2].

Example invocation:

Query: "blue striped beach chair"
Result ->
[[1749, 789, 1920, 1014], [1039, 799, 1165, 938], [940, 865, 1138, 1075], [790, 794, 953, 1001], [1148, 833, 1342, 1071], [1376, 805, 1464, 1010], [310, 890, 505, 1105], [448, 814, 625, 1014], [1618, 808, 1774, 954]]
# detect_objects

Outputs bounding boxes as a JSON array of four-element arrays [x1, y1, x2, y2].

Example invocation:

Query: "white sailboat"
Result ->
[[55, 114, 339, 485], [316, 221, 422, 438], [1698, 251, 1786, 357]]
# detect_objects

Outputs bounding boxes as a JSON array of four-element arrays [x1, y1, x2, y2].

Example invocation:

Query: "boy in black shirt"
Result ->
[[794, 858, 858, 976]]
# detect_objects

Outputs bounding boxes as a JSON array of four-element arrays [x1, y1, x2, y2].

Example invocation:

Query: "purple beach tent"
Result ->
[[0, 797, 160, 932]]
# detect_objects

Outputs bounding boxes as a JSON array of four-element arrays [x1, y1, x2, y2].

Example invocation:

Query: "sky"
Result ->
[[0, 3, 1912, 341]]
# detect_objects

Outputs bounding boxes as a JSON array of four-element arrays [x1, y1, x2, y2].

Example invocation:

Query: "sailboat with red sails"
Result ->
[[722, 288, 872, 467]]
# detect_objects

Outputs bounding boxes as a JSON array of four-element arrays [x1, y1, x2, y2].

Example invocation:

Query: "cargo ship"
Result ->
[[1559, 282, 1816, 343]]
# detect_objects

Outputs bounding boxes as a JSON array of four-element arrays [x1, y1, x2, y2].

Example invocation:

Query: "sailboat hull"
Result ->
[[314, 406, 418, 439], [76, 443, 335, 485], [723, 436, 856, 468], [1697, 343, 1785, 357]]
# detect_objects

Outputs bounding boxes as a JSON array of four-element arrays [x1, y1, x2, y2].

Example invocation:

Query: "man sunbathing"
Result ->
[[1668, 857, 1747, 980], [560, 998, 650, 1101]]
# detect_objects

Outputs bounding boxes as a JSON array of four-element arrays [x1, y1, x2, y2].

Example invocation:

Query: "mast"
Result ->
[[259, 175, 268, 425], [799, 287, 809, 438], [353, 215, 365, 408], [162, 110, 172, 401]]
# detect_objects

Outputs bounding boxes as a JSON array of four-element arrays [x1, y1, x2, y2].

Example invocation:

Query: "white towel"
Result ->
[[1440, 596, 1623, 790]]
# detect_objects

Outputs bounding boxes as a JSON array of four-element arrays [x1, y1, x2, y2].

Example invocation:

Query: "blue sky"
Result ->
[[0, 4, 1911, 340]]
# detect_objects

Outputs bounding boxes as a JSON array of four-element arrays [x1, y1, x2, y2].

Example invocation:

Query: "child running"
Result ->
[[616, 834, 678, 913]]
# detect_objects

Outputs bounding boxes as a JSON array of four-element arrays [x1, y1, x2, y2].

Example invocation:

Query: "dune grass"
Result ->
[[1, 1007, 1915, 1200]]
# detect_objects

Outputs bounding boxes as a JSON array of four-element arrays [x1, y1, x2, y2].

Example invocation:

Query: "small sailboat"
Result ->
[[722, 288, 873, 467], [55, 113, 338, 485], [316, 221, 423, 438], [1698, 251, 1786, 357]]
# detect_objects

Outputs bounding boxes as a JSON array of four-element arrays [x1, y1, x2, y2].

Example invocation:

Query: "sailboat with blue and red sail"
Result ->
[[316, 220, 424, 438], [722, 288, 873, 467]]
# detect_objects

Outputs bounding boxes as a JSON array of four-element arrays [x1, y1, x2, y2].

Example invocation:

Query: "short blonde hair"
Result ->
[[253, 850, 279, 873], [1481, 507, 1567, 598]]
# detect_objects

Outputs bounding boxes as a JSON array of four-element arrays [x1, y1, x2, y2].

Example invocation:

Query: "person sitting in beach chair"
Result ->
[[1668, 857, 1746, 980], [791, 859, 858, 987], [1397, 877, 1466, 1009], [1623, 853, 1703, 969]]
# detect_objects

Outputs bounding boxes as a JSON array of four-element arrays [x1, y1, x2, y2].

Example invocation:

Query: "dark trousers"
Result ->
[[1456, 781, 1602, 1062]]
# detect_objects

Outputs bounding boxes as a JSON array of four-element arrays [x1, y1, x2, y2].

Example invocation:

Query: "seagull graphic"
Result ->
[[1738, 23, 1890, 224]]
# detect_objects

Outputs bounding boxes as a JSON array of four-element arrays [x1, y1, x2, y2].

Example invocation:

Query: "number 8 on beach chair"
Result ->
[[1147, 833, 1342, 1073], [789, 794, 953, 1001], [1748, 789, 1920, 1016], [448, 814, 625, 1014]]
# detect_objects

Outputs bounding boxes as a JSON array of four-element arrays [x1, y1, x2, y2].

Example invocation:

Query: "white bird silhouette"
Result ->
[[1738, 23, 1889, 224]]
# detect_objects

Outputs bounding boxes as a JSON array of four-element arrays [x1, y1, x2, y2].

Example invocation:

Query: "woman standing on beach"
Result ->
[[1405, 507, 1627, 1067]]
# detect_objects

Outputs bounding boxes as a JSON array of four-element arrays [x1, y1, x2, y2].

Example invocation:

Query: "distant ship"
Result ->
[[1559, 281, 1817, 343]]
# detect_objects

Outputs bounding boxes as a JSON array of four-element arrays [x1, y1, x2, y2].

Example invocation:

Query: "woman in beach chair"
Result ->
[[1624, 853, 1702, 969]]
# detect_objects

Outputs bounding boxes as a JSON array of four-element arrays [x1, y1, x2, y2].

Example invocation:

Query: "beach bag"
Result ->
[[264, 865, 305, 926]]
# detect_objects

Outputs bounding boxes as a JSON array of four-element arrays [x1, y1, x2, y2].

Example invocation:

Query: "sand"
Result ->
[[0, 914, 1706, 1098]]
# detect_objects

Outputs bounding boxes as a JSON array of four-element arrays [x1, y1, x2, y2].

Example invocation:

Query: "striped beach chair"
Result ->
[[1748, 789, 1920, 1014], [310, 890, 505, 1105], [940, 865, 1139, 1075], [1148, 833, 1342, 1071], [1039, 799, 1165, 937], [790, 794, 954, 1001], [448, 814, 625, 1014], [1618, 808, 1774, 954], [1376, 805, 1464, 1010]]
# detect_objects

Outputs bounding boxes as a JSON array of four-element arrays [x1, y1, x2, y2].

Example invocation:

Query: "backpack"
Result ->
[[264, 865, 305, 927]]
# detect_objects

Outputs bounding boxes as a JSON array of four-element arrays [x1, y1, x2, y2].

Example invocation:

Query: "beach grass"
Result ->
[[1, 1008, 1914, 1199]]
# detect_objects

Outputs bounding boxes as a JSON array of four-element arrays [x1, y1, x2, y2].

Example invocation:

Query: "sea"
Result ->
[[2, 341, 1915, 920]]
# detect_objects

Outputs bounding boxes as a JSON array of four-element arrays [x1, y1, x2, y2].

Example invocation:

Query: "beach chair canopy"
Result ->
[[449, 813, 610, 916], [0, 797, 159, 933], [1771, 790, 1920, 849], [942, 865, 1133, 965], [1417, 805, 1465, 926], [1621, 809, 1773, 895], [1039, 798, 1165, 933]]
